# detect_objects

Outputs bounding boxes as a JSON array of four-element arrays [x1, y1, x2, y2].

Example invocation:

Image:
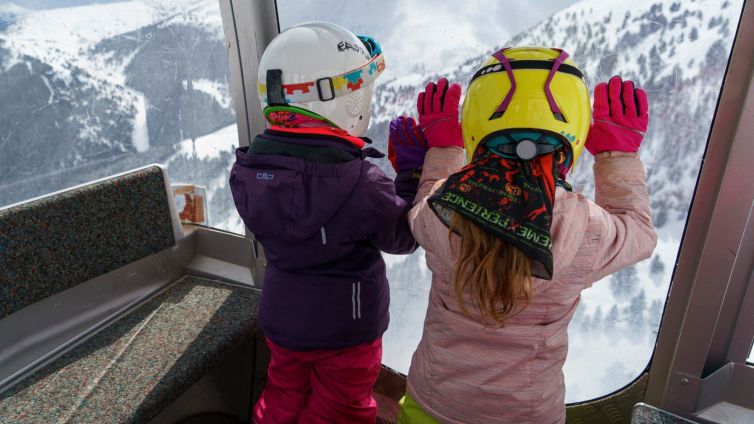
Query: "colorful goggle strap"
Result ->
[[260, 36, 385, 105], [488, 48, 570, 122]]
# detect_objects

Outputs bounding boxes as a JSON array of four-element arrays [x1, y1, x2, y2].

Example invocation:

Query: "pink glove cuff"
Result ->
[[423, 120, 463, 148], [585, 124, 642, 154]]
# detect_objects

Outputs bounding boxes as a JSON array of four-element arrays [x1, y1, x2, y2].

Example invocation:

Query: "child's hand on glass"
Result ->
[[417, 78, 463, 148], [586, 76, 650, 155], [388, 115, 428, 173]]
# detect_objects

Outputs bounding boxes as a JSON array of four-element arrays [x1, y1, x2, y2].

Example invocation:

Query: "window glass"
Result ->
[[0, 0, 243, 233], [749, 344, 754, 364], [277, 0, 744, 402]]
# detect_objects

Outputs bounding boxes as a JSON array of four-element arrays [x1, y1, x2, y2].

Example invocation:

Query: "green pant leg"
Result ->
[[397, 393, 442, 424]]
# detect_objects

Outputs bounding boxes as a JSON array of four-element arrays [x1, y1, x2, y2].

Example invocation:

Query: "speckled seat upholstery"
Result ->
[[0, 166, 176, 318], [0, 276, 260, 423]]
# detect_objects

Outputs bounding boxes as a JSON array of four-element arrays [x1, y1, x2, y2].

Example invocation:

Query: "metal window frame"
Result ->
[[645, 0, 754, 418], [219, 0, 279, 286], [219, 0, 279, 149]]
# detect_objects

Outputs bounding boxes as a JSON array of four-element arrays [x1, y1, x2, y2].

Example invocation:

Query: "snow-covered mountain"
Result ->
[[0, 5, 22, 33], [0, 0, 240, 228], [0, 0, 744, 403]]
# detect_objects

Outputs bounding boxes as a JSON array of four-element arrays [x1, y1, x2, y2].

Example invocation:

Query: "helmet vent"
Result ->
[[489, 111, 505, 120], [345, 90, 364, 116]]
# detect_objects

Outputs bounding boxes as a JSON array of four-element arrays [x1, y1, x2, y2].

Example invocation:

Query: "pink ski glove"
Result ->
[[585, 76, 649, 155], [417, 78, 463, 148]]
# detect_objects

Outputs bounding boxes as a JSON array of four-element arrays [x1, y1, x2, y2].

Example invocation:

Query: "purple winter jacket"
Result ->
[[229, 127, 419, 351]]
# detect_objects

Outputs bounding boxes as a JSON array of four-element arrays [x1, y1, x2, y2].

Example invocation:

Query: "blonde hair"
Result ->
[[450, 212, 533, 326]]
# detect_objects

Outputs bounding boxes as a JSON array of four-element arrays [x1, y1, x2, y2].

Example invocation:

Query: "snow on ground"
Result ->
[[159, 0, 225, 39], [192, 78, 232, 109], [0, 0, 238, 232], [0, 2, 28, 18], [131, 92, 149, 152], [215, 213, 244, 235], [382, 252, 408, 269], [0, 0, 227, 139], [0, 1, 157, 81], [565, 331, 655, 401], [382, 249, 432, 373], [578, 234, 679, 315], [161, 123, 239, 232], [549, 0, 741, 81], [178, 124, 238, 160]]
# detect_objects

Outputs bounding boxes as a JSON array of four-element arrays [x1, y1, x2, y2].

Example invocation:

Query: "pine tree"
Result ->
[[649, 45, 663, 76], [611, 266, 639, 301], [647, 299, 665, 343], [604, 305, 619, 337], [626, 289, 647, 337], [571, 303, 588, 333], [650, 255, 665, 276], [591, 305, 604, 336], [690, 27, 699, 41]]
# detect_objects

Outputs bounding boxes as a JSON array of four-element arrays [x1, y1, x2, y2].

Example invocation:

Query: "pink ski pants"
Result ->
[[253, 338, 382, 424]]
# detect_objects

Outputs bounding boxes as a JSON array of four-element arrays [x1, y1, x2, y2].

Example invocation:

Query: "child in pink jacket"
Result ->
[[393, 47, 657, 423]]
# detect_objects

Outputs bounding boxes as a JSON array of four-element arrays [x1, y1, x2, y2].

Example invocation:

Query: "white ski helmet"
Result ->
[[257, 22, 385, 137]]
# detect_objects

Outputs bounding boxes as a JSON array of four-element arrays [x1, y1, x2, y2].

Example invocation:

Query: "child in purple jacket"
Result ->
[[229, 22, 425, 424]]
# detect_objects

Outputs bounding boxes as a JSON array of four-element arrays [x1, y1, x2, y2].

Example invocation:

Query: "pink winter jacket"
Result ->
[[406, 147, 657, 424]]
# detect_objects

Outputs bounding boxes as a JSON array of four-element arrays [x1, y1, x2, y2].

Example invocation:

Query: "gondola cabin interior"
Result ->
[[0, 0, 753, 422]]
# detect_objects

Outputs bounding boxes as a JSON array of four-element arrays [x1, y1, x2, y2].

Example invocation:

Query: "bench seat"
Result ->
[[0, 276, 260, 423]]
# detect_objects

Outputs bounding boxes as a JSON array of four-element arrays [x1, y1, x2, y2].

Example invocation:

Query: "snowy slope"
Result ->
[[0, 2, 27, 17], [2, 1, 157, 80], [0, 0, 237, 222], [0, 0, 228, 149]]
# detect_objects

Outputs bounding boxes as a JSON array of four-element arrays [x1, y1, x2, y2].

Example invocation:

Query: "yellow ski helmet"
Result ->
[[461, 46, 591, 171]]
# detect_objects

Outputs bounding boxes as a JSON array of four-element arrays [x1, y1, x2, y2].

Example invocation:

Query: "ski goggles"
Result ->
[[358, 35, 382, 56], [482, 129, 573, 164], [261, 34, 385, 106]]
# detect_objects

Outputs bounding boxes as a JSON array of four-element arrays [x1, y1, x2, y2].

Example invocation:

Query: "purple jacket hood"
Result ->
[[234, 150, 361, 243]]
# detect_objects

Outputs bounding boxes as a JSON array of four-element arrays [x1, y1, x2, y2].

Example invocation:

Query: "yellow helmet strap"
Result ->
[[487, 48, 571, 122]]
